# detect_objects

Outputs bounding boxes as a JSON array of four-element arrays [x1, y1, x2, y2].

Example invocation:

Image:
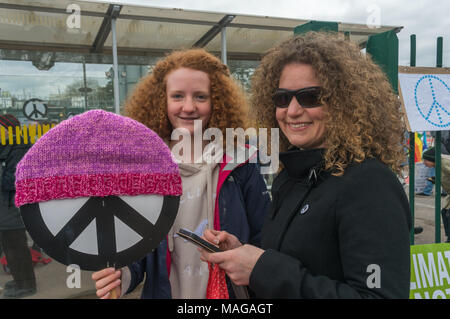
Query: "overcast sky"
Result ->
[[2, 0, 449, 101], [97, 0, 449, 67]]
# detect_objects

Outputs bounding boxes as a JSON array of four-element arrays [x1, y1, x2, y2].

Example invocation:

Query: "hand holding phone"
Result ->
[[176, 228, 222, 253]]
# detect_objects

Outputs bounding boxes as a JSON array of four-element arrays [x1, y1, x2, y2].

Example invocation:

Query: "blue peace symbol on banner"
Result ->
[[414, 75, 450, 128]]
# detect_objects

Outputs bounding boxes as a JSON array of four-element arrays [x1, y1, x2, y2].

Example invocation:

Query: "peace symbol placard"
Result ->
[[21, 195, 179, 270], [15, 110, 182, 271], [23, 98, 48, 121], [399, 67, 450, 132]]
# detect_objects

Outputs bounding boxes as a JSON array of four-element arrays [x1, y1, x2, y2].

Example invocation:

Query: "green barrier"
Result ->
[[366, 30, 399, 94], [293, 20, 338, 35], [410, 243, 450, 299]]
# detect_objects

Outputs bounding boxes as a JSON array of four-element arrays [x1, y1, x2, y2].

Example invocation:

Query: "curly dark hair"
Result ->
[[124, 48, 249, 148], [251, 32, 406, 176]]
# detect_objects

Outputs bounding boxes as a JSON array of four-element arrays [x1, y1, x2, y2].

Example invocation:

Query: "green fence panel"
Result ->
[[366, 30, 399, 94], [293, 21, 338, 34]]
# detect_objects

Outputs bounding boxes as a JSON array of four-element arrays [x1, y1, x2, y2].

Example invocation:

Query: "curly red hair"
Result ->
[[124, 49, 249, 147]]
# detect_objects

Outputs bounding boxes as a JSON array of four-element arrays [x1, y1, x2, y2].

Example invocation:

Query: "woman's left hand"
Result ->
[[200, 244, 264, 286]]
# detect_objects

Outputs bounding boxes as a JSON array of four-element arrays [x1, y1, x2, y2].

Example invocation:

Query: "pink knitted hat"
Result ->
[[15, 110, 182, 207]]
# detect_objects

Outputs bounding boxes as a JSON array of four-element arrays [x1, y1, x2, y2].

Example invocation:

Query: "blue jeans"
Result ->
[[422, 167, 435, 195]]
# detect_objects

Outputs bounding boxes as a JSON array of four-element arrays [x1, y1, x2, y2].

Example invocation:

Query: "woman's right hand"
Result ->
[[92, 267, 122, 299], [202, 229, 242, 251]]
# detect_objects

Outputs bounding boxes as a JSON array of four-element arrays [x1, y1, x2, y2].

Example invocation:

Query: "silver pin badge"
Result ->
[[300, 204, 309, 215]]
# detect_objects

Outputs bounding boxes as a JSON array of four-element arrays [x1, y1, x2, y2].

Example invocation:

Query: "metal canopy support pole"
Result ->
[[111, 14, 120, 114], [436, 132, 442, 243], [82, 57, 88, 109], [92, 4, 121, 53], [193, 15, 235, 48], [221, 27, 227, 65], [409, 34, 416, 245]]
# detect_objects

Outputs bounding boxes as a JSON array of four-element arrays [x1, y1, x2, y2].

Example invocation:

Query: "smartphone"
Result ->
[[177, 228, 250, 299], [176, 228, 222, 253]]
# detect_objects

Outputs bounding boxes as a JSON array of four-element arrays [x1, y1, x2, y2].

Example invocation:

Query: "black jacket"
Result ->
[[0, 142, 30, 230], [249, 148, 411, 298]]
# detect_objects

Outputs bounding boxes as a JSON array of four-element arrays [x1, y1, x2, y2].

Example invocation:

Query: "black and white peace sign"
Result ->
[[23, 98, 48, 121], [20, 194, 179, 271]]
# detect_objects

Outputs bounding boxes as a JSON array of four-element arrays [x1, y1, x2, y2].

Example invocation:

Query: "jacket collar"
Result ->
[[280, 147, 326, 181]]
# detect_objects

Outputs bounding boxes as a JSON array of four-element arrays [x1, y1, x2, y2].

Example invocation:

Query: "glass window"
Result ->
[[0, 49, 163, 124], [228, 59, 259, 92]]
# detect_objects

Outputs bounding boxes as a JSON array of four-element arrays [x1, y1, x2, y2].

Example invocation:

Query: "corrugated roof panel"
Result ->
[[119, 5, 224, 24], [103, 19, 212, 49], [231, 14, 309, 28], [0, 0, 403, 57], [0, 8, 103, 46], [0, 0, 108, 13], [205, 27, 293, 54]]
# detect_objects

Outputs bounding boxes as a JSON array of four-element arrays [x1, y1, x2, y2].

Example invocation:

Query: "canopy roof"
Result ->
[[0, 0, 403, 60]]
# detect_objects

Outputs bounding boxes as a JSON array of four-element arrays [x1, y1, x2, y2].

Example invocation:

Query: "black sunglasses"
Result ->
[[272, 86, 323, 108]]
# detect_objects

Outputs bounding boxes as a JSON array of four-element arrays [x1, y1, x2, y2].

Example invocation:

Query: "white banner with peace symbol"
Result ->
[[399, 72, 450, 132]]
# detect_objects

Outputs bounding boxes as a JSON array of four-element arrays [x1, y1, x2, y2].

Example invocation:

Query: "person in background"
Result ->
[[417, 164, 435, 196], [0, 114, 36, 298], [201, 32, 411, 298], [422, 147, 450, 243], [92, 49, 271, 299], [419, 131, 450, 196]]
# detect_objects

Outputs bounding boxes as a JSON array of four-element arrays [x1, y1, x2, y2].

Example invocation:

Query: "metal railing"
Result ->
[[409, 34, 445, 244]]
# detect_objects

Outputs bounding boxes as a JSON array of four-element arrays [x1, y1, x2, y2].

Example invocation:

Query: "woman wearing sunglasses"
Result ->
[[201, 32, 411, 298]]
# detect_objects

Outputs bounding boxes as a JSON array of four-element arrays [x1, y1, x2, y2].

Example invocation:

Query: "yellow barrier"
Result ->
[[0, 124, 56, 145]]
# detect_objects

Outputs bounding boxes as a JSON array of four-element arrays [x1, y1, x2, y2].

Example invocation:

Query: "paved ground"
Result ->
[[0, 257, 143, 299], [409, 193, 448, 245], [0, 189, 447, 299]]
